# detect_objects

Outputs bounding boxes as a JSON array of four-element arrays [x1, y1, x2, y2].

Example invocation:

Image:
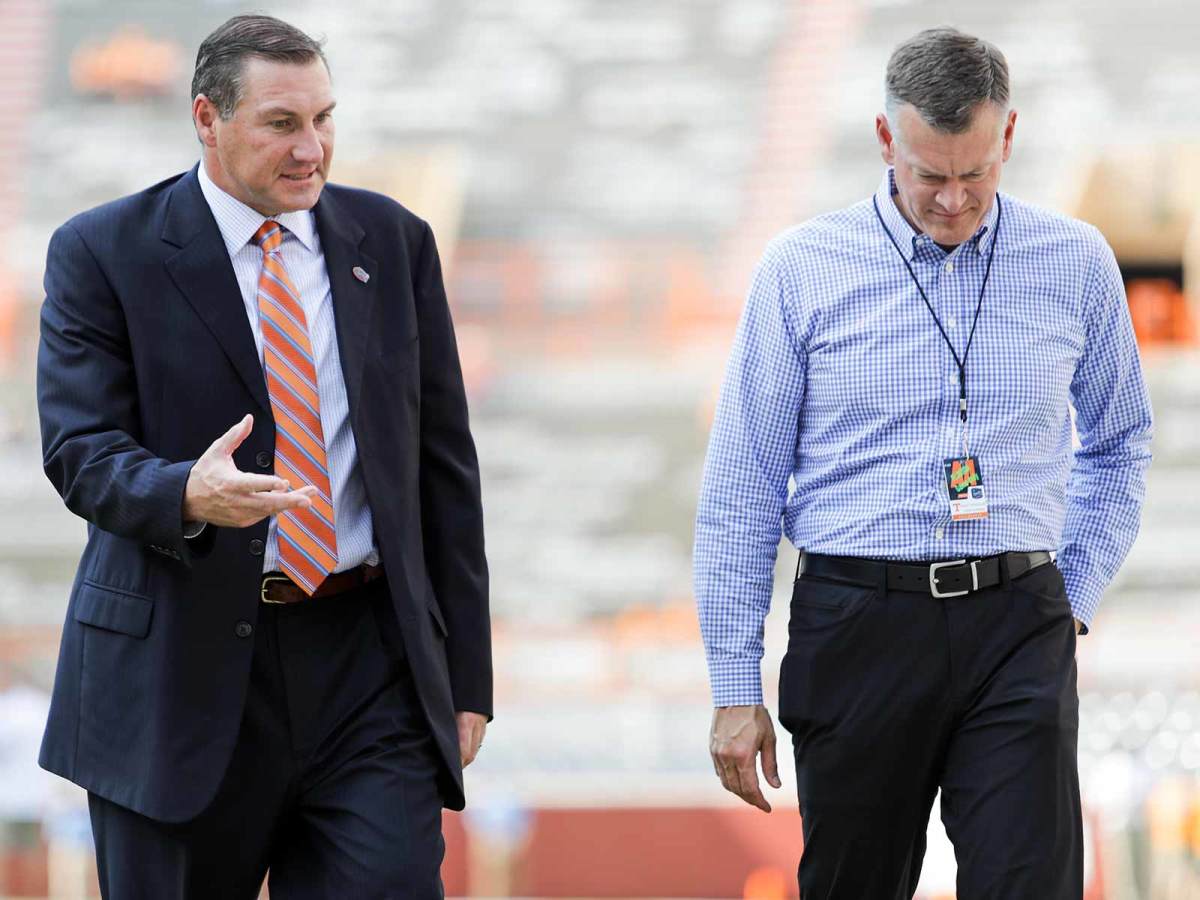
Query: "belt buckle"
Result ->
[[261, 574, 292, 604], [929, 559, 978, 599]]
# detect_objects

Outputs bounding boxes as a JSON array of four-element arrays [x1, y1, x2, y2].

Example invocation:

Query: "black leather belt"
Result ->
[[799, 551, 1052, 599]]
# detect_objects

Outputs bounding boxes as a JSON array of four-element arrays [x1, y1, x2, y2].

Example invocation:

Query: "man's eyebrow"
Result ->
[[915, 166, 986, 178], [259, 101, 337, 118]]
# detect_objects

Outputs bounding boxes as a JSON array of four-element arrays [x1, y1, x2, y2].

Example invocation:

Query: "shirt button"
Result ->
[[235, 621, 254, 639], [944, 261, 954, 273], [948, 316, 957, 329], [249, 539, 264, 556], [255, 451, 272, 469], [935, 527, 945, 539]]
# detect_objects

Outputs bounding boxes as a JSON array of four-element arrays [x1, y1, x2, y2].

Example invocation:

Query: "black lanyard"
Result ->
[[871, 193, 1002, 429]]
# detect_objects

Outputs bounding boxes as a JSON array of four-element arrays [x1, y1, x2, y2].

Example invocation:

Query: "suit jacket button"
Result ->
[[255, 451, 272, 468], [235, 621, 253, 638], [249, 539, 264, 556]]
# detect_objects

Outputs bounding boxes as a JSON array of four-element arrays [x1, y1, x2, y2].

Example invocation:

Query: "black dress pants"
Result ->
[[88, 581, 446, 899], [777, 560, 1082, 900]]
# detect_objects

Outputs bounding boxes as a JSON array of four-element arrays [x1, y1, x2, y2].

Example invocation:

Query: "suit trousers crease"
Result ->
[[777, 561, 1082, 900], [88, 581, 447, 900]]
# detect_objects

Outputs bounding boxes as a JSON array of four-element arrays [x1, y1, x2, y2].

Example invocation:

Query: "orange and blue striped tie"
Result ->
[[252, 220, 338, 594]]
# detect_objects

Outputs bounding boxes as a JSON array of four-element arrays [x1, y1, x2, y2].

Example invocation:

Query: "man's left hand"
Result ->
[[456, 711, 487, 768], [1074, 617, 1084, 635]]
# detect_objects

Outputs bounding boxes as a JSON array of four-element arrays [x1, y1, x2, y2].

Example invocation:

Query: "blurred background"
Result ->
[[0, 0, 1197, 897]]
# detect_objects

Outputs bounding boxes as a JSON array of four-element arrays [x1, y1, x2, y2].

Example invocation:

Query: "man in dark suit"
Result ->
[[36, 14, 490, 898]]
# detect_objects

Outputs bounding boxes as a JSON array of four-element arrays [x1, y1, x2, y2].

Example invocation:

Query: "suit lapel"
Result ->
[[161, 167, 272, 416], [312, 188, 377, 422]]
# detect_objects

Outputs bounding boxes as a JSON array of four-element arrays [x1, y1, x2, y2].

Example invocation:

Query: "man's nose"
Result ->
[[291, 128, 324, 164], [936, 183, 967, 214]]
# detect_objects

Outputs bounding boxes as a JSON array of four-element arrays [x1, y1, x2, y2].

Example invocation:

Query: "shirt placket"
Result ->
[[934, 245, 963, 554]]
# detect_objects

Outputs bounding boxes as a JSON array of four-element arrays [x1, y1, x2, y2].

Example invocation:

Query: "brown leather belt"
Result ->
[[260, 564, 386, 604]]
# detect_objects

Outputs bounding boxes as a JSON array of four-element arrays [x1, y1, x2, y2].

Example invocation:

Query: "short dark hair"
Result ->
[[885, 27, 1009, 133], [191, 14, 327, 119]]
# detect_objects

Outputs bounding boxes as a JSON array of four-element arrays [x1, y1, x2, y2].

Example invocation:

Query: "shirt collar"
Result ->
[[196, 161, 318, 256], [875, 168, 1000, 260]]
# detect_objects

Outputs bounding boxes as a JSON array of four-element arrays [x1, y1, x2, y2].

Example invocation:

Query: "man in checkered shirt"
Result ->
[[695, 27, 1152, 899]]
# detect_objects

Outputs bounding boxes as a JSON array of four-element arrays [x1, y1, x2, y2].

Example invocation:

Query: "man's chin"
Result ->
[[926, 223, 975, 248], [274, 178, 325, 212]]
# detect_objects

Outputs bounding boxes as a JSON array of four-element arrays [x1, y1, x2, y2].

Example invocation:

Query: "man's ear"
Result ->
[[192, 95, 220, 148], [1001, 108, 1017, 163], [876, 113, 896, 167]]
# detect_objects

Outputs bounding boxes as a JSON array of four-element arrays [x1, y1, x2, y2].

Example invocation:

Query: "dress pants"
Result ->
[[777, 559, 1082, 900], [88, 580, 446, 899]]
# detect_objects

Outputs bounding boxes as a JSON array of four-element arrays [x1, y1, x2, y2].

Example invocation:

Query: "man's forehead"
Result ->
[[895, 108, 1004, 175], [240, 57, 333, 109]]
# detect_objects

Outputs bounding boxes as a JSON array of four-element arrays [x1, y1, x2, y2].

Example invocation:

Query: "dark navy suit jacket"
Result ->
[[36, 165, 491, 822]]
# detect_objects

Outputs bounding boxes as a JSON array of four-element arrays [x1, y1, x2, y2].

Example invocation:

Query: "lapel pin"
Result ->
[[352, 266, 370, 283]]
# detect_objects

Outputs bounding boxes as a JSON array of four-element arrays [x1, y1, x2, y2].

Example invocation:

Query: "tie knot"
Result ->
[[253, 221, 285, 254]]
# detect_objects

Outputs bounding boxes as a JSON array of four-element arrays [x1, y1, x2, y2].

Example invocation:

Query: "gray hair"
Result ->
[[191, 14, 327, 120], [885, 27, 1009, 134]]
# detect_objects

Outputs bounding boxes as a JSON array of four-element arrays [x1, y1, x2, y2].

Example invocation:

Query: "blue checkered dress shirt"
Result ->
[[695, 169, 1153, 707]]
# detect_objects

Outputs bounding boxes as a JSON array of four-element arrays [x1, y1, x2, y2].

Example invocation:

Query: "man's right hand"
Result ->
[[710, 704, 782, 812], [182, 414, 319, 529]]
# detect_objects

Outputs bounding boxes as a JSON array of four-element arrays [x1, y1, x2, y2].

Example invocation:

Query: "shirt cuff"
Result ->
[[708, 655, 764, 707], [183, 520, 207, 540], [1061, 567, 1106, 635]]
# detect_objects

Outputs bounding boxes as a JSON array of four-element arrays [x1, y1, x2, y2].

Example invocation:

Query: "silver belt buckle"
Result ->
[[261, 573, 292, 604], [929, 559, 978, 598]]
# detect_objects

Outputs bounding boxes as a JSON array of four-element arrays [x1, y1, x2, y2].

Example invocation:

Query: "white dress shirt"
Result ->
[[196, 161, 379, 573]]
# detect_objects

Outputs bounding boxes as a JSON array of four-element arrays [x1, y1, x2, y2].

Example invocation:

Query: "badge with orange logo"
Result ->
[[943, 456, 989, 520]]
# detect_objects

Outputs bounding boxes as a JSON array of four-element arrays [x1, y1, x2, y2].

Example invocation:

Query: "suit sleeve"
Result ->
[[38, 222, 200, 563], [413, 221, 493, 720]]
